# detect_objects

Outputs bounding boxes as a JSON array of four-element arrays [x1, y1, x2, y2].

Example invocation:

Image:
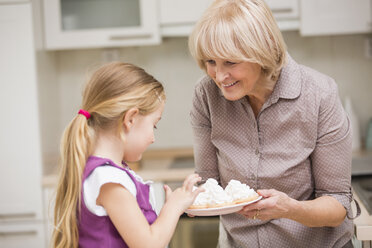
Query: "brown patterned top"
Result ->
[[190, 55, 354, 248]]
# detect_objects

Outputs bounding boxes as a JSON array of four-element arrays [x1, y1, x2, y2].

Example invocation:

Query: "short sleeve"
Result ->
[[83, 166, 137, 216]]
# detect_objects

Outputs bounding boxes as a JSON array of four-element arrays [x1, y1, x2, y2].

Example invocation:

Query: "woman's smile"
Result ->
[[222, 81, 239, 88]]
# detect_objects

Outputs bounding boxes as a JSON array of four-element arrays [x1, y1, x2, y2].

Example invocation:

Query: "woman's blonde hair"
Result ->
[[188, 0, 287, 80], [51, 62, 165, 248]]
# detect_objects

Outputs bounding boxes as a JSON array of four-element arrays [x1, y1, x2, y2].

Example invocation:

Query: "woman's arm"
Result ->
[[290, 195, 346, 227], [97, 174, 203, 248], [241, 189, 346, 227]]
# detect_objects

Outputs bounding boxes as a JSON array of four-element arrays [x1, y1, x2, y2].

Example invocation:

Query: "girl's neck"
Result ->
[[92, 130, 125, 167]]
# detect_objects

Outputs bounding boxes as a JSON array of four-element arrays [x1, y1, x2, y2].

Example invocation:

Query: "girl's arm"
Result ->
[[97, 174, 203, 248]]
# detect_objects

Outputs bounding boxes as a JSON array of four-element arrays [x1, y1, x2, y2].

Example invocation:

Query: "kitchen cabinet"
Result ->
[[0, 222, 45, 248], [159, 0, 214, 36], [159, 0, 300, 37], [352, 190, 372, 247], [300, 0, 372, 36], [0, 2, 45, 247], [43, 0, 160, 50], [43, 186, 55, 247], [265, 0, 299, 30]]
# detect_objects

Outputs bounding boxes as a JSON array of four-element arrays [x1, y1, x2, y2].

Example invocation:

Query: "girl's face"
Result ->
[[205, 58, 262, 101], [123, 102, 164, 162]]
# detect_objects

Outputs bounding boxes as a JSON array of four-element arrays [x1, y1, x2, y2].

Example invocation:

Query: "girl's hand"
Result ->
[[238, 189, 296, 221], [163, 174, 205, 214]]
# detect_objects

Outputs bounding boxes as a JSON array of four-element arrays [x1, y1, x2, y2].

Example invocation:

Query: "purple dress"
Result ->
[[78, 156, 157, 248]]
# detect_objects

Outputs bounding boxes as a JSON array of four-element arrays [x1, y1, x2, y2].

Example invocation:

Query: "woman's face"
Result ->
[[205, 58, 262, 101]]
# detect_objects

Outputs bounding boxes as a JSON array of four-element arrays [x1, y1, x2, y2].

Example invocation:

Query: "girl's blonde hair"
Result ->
[[51, 62, 165, 248], [188, 0, 287, 80]]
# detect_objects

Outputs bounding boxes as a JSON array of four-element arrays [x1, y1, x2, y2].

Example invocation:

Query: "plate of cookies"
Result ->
[[185, 179, 262, 216]]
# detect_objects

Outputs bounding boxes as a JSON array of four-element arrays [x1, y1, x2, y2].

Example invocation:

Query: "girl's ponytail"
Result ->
[[52, 114, 94, 248]]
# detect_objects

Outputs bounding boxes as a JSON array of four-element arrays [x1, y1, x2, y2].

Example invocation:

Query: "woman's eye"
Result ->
[[206, 60, 215, 65], [225, 61, 236, 65]]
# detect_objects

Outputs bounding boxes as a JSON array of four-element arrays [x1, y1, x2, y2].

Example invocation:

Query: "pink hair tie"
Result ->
[[78, 109, 91, 119]]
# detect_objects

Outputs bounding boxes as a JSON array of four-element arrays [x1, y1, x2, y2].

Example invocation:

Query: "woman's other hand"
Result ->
[[163, 174, 205, 215], [238, 189, 295, 221]]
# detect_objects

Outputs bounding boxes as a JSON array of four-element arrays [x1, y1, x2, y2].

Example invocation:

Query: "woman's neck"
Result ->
[[92, 130, 124, 167], [248, 77, 277, 118]]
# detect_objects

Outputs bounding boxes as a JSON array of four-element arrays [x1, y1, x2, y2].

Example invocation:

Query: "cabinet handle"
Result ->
[[0, 213, 36, 220], [270, 8, 293, 13], [109, 34, 152, 40], [0, 230, 37, 237]]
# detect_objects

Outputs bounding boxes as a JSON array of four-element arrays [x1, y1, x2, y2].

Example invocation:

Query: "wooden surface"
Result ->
[[43, 147, 195, 186], [42, 167, 195, 187], [141, 147, 193, 159]]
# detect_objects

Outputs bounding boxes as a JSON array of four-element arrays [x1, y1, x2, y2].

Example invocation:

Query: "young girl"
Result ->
[[51, 62, 203, 248]]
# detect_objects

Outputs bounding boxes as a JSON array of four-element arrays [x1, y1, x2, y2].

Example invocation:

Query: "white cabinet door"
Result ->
[[159, 0, 214, 25], [300, 0, 372, 36], [159, 0, 214, 36], [266, 0, 299, 19], [43, 0, 160, 50], [0, 3, 43, 220], [0, 222, 45, 248], [43, 186, 55, 247], [266, 0, 299, 30], [159, 0, 299, 36]]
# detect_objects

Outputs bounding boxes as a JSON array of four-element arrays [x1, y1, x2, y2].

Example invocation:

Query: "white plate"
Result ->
[[185, 196, 262, 216]]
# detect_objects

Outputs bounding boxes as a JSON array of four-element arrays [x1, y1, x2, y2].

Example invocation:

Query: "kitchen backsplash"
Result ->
[[39, 31, 372, 163]]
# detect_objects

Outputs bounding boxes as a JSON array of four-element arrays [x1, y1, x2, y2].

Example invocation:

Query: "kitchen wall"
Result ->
[[41, 31, 372, 162]]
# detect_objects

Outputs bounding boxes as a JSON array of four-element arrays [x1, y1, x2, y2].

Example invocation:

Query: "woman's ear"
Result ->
[[123, 108, 139, 132]]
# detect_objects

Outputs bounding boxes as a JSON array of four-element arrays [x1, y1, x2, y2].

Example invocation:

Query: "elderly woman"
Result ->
[[188, 0, 359, 247]]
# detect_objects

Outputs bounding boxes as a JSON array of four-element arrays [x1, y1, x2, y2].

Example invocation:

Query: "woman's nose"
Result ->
[[216, 67, 229, 83]]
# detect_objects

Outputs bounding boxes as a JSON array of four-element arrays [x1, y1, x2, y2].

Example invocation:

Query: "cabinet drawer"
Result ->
[[266, 0, 299, 19], [300, 0, 372, 36], [0, 222, 45, 248]]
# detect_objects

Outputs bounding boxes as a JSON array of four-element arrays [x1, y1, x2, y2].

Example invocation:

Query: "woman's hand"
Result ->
[[238, 189, 296, 221], [238, 189, 346, 227], [163, 174, 205, 215]]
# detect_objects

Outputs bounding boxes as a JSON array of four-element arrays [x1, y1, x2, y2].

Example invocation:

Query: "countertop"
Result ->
[[353, 189, 372, 241], [42, 148, 195, 187]]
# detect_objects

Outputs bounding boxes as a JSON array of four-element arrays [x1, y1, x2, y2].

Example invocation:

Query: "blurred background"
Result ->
[[1, 0, 372, 247]]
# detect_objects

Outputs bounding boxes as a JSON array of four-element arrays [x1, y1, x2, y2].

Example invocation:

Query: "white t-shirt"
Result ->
[[83, 166, 157, 216]]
